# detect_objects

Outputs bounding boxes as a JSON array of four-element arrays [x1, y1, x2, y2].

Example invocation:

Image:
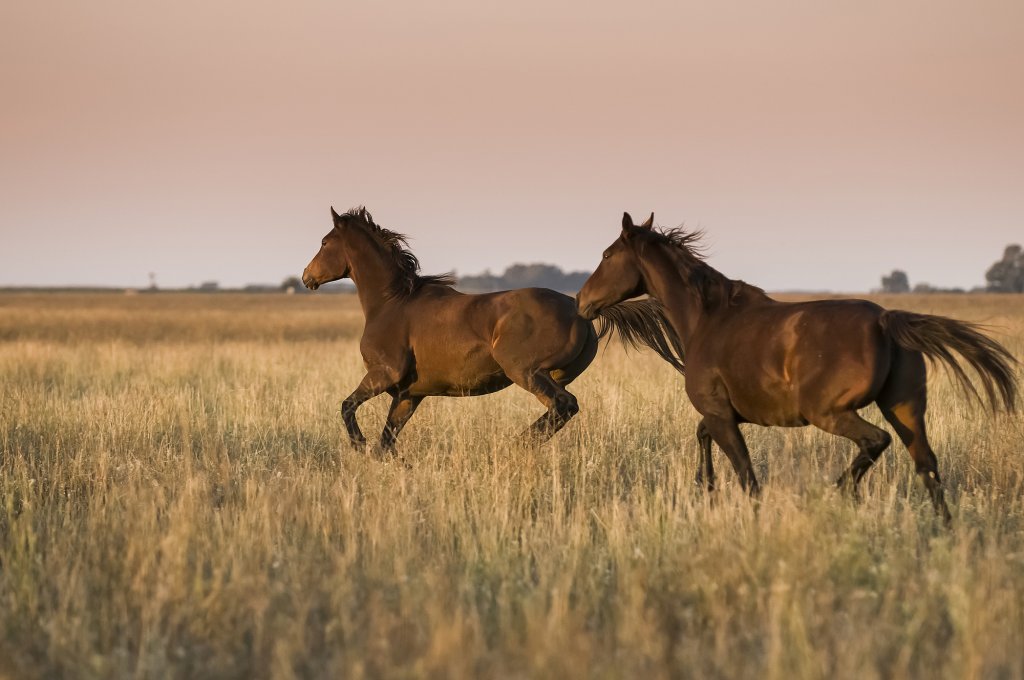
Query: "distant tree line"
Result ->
[[456, 264, 590, 293], [224, 266, 590, 294], [881, 243, 1023, 293], [268, 265, 590, 294], [272, 276, 352, 293]]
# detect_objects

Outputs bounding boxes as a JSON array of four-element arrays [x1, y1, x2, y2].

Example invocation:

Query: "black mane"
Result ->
[[343, 207, 457, 299], [648, 226, 768, 309]]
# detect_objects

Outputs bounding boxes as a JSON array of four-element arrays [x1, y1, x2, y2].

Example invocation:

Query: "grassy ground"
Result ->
[[1, 292, 1022, 679]]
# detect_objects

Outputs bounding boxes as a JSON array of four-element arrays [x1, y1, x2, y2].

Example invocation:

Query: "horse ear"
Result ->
[[622, 212, 635, 230], [330, 206, 342, 224], [639, 213, 654, 229]]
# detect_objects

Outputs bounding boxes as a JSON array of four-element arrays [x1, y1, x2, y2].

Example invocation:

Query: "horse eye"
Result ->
[[602, 252, 610, 259]]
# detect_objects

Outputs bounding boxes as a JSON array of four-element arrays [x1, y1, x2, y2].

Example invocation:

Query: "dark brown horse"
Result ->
[[577, 212, 1018, 522], [301, 207, 682, 454]]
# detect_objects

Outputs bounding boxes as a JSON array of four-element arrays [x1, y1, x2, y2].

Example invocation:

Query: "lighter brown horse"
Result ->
[[577, 212, 1018, 522], [302, 207, 682, 454]]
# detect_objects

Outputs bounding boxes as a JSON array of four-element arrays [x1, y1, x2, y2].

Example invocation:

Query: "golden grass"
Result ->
[[1, 291, 1023, 679]]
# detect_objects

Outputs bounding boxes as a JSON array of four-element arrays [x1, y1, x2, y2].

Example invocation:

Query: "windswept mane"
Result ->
[[657, 226, 711, 260], [648, 226, 768, 309], [343, 207, 457, 299]]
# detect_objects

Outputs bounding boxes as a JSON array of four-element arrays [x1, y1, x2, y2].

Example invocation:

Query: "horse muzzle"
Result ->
[[301, 269, 320, 290]]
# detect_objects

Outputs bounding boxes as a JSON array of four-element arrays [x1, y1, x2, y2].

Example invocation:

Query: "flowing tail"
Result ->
[[594, 299, 686, 374], [880, 310, 1019, 412]]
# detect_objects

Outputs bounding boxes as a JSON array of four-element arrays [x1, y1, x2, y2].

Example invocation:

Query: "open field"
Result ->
[[1, 292, 1023, 679]]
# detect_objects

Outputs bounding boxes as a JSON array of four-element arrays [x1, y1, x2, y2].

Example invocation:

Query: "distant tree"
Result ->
[[280, 276, 303, 292], [986, 244, 1024, 293], [880, 270, 910, 293]]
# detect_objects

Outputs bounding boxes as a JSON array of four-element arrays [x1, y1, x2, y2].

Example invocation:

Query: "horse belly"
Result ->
[[728, 387, 808, 427], [408, 345, 512, 397]]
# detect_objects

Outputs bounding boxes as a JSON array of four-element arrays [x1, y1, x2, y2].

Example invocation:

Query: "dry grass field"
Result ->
[[1, 291, 1022, 679]]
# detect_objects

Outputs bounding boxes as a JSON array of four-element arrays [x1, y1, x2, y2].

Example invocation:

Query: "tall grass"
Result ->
[[1, 292, 1022, 678]]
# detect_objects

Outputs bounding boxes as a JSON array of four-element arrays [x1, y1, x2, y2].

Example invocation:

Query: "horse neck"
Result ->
[[636, 253, 699, 344], [342, 229, 403, 318], [639, 246, 752, 344]]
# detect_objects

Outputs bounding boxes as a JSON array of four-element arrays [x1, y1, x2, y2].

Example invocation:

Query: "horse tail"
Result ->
[[880, 310, 1018, 413], [594, 299, 686, 374]]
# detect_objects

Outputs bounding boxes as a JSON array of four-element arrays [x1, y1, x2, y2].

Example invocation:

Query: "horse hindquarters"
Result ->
[[492, 315, 597, 443], [872, 306, 1021, 525]]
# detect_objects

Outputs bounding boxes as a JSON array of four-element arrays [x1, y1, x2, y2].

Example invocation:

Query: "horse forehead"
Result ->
[[326, 227, 351, 245]]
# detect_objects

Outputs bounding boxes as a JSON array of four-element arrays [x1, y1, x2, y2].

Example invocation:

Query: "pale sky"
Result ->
[[2, 0, 1022, 291]]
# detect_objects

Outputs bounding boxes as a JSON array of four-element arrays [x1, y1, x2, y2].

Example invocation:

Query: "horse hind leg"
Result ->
[[499, 322, 593, 445], [519, 372, 580, 443], [812, 411, 893, 496], [533, 382, 586, 441], [877, 351, 953, 524]]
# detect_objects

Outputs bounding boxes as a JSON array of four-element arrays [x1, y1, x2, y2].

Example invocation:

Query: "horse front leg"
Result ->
[[342, 367, 399, 450], [701, 415, 760, 496]]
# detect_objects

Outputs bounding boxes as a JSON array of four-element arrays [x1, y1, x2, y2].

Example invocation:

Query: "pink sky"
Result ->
[[2, 0, 1022, 290]]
